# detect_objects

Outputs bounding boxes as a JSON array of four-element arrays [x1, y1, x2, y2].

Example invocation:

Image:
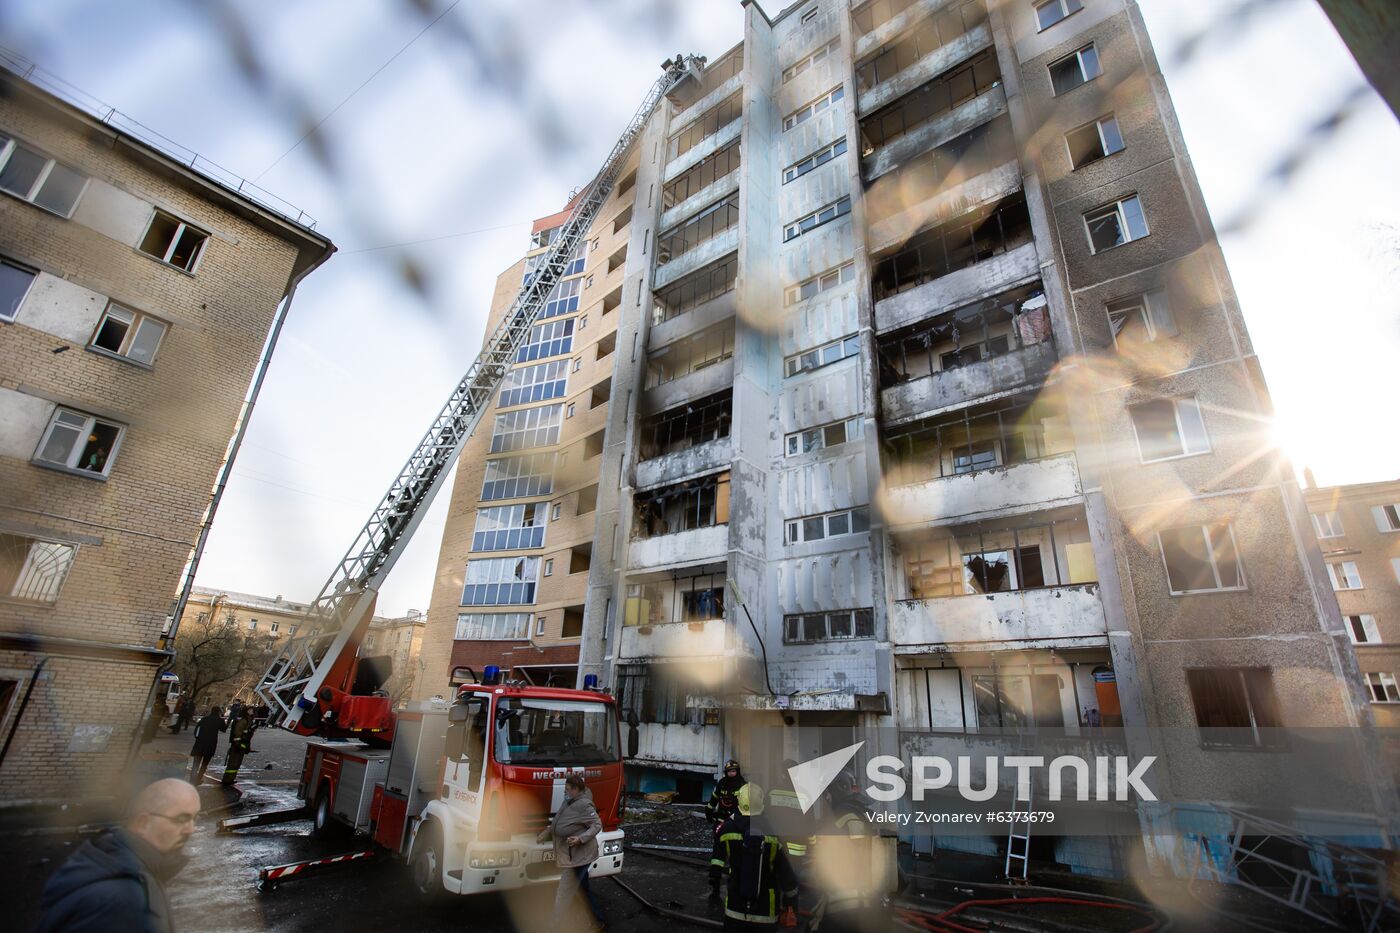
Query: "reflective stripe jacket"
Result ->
[[717, 817, 799, 925]]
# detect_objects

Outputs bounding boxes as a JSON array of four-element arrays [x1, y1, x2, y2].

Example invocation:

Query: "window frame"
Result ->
[[783, 196, 852, 242], [0, 134, 88, 218], [1186, 667, 1284, 748], [1084, 194, 1149, 253], [782, 608, 875, 644], [1048, 43, 1103, 96], [1157, 523, 1247, 595], [784, 261, 855, 306], [784, 416, 864, 457], [1311, 511, 1345, 539], [1128, 396, 1210, 463], [88, 302, 169, 367], [0, 531, 78, 605], [1346, 614, 1381, 645], [1326, 560, 1363, 591], [782, 138, 849, 185], [1034, 0, 1083, 31], [0, 256, 39, 324], [138, 209, 209, 273], [454, 612, 532, 641], [783, 86, 846, 132], [785, 506, 872, 544], [1066, 114, 1125, 169], [1366, 672, 1400, 703], [32, 406, 125, 478], [782, 37, 840, 83]]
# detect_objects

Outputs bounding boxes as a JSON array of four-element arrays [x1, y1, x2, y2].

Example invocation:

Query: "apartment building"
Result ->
[[420, 0, 1393, 874], [0, 65, 333, 803]]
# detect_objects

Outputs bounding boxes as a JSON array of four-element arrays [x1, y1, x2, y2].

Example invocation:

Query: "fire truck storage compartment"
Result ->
[[332, 750, 391, 832], [384, 707, 447, 819]]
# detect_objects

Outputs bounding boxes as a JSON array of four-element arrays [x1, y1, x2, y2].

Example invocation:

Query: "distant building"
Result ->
[[0, 61, 333, 804], [364, 610, 428, 704]]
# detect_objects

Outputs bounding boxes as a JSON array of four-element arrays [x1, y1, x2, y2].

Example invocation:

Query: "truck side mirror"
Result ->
[[449, 702, 470, 723]]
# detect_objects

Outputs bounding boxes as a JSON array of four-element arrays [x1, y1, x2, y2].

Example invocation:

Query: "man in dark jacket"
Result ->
[[35, 778, 199, 933], [707, 758, 745, 896], [221, 707, 255, 786], [715, 783, 798, 931], [187, 706, 224, 786]]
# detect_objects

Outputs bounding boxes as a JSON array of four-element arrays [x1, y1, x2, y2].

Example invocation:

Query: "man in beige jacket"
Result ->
[[538, 773, 606, 930]]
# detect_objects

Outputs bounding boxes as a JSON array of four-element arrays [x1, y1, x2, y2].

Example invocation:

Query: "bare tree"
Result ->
[[171, 610, 270, 707]]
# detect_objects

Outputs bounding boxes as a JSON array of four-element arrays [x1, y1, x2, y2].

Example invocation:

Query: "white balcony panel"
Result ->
[[620, 616, 729, 661], [884, 455, 1082, 527], [627, 523, 729, 571], [635, 436, 733, 490], [875, 239, 1039, 336], [653, 226, 740, 292], [891, 584, 1108, 650]]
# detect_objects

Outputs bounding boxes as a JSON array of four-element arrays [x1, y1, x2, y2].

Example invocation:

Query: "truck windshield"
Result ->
[[494, 698, 619, 766]]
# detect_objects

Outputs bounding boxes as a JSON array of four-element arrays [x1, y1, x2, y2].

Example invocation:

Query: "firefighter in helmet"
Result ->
[[707, 758, 746, 896], [715, 783, 799, 931], [808, 769, 889, 933]]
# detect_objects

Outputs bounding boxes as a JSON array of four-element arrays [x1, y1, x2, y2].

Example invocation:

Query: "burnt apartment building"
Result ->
[[420, 0, 1394, 876], [0, 59, 333, 802]]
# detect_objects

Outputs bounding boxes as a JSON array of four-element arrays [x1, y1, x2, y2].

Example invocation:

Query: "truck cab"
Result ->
[[408, 683, 626, 895]]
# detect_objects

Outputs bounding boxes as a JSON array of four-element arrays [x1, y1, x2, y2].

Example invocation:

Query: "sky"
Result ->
[[1, 0, 1396, 616]]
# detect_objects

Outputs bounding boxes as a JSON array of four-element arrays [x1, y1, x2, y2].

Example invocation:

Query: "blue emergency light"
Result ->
[[583, 674, 600, 691], [483, 665, 502, 685]]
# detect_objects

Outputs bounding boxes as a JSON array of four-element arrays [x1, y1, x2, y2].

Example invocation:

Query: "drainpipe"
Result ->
[[125, 248, 330, 766]]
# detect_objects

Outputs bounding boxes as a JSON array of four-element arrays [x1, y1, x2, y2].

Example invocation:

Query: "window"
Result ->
[[800, 5, 819, 22], [617, 664, 690, 725], [876, 284, 1050, 384], [783, 609, 874, 644], [1129, 397, 1210, 463], [633, 473, 731, 538], [1067, 114, 1125, 168], [551, 503, 562, 521], [89, 303, 168, 366], [783, 138, 848, 185], [480, 453, 555, 501], [34, 407, 124, 477], [1049, 43, 1102, 95], [785, 416, 863, 456], [656, 195, 739, 265], [530, 226, 560, 250], [783, 38, 839, 83], [544, 559, 554, 576], [1346, 615, 1381, 645], [489, 404, 563, 453], [785, 334, 860, 377], [536, 616, 547, 636], [783, 197, 850, 242], [1107, 291, 1176, 348], [270, 621, 279, 634], [566, 403, 576, 418], [1, 257, 37, 323], [785, 262, 855, 305], [785, 507, 871, 544], [248, 619, 258, 631], [455, 612, 531, 640], [1366, 673, 1400, 703], [499, 359, 569, 408], [663, 142, 741, 209], [461, 556, 540, 606], [596, 331, 616, 360], [0, 532, 76, 604], [854, 0, 989, 91], [639, 390, 732, 459], [1373, 504, 1400, 533], [1085, 195, 1149, 252], [901, 515, 1095, 599], [612, 205, 633, 234], [570, 543, 591, 574], [858, 50, 1001, 153], [865, 116, 1017, 226], [0, 134, 87, 217], [540, 277, 581, 319], [1158, 523, 1246, 594], [652, 255, 738, 324], [973, 673, 1066, 730], [138, 209, 208, 272], [882, 392, 1070, 485], [853, 0, 923, 34], [472, 503, 548, 551], [871, 195, 1032, 301], [1311, 511, 1345, 539], [670, 92, 743, 161], [516, 319, 574, 363], [783, 86, 845, 132], [1186, 668, 1282, 748], [1327, 561, 1363, 591], [572, 358, 582, 373], [1035, 0, 1082, 30]]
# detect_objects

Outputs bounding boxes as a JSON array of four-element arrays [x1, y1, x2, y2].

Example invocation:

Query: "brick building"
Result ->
[[0, 65, 333, 803]]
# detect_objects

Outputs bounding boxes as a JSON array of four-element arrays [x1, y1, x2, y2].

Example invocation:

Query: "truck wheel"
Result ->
[[311, 784, 345, 840], [410, 822, 446, 898]]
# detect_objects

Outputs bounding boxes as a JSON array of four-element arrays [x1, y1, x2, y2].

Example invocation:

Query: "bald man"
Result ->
[[35, 778, 200, 933]]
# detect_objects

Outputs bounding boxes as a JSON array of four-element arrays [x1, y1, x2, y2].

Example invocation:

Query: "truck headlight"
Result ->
[[468, 851, 517, 869], [602, 839, 623, 856]]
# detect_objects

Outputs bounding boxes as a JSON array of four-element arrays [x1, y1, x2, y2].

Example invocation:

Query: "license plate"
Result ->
[[541, 850, 554, 862]]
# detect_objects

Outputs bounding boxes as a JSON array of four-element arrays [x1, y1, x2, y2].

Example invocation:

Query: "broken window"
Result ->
[[783, 86, 845, 132], [1107, 291, 1176, 349], [1158, 523, 1246, 594], [973, 673, 1065, 730], [1310, 511, 1345, 539], [90, 303, 168, 366], [1034, 0, 1082, 31], [0, 133, 87, 217], [455, 612, 531, 640], [1067, 114, 1125, 169], [0, 532, 77, 604], [785, 415, 863, 456], [489, 404, 563, 453], [652, 254, 738, 325], [1326, 560, 1363, 591], [854, 0, 988, 91], [1186, 668, 1282, 748], [472, 503, 548, 551], [669, 92, 743, 161], [882, 392, 1071, 485], [663, 142, 741, 209], [460, 556, 540, 606], [865, 116, 1016, 225], [616, 664, 689, 724], [645, 321, 735, 389], [785, 262, 855, 306], [783, 137, 847, 185], [657, 195, 738, 266], [480, 453, 556, 501], [876, 283, 1050, 385], [632, 472, 731, 539], [785, 506, 870, 544], [1129, 396, 1209, 462], [1048, 43, 1102, 96], [638, 390, 732, 459], [858, 50, 1001, 153], [499, 360, 569, 408], [870, 195, 1033, 300], [34, 407, 123, 477], [1366, 672, 1400, 703], [138, 209, 208, 272], [1346, 615, 1381, 645], [785, 333, 860, 377], [1085, 195, 1149, 252], [899, 511, 1094, 598], [784, 196, 850, 241], [783, 609, 875, 644], [1, 256, 37, 322]]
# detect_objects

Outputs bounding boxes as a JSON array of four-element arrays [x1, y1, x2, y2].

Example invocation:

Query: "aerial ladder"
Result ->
[[255, 53, 705, 743]]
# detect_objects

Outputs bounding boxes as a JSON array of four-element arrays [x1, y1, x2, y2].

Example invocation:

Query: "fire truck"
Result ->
[[232, 54, 706, 895]]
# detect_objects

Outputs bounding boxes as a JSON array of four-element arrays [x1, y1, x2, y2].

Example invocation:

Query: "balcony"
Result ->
[[654, 225, 739, 292], [665, 96, 743, 183], [636, 389, 732, 473], [891, 584, 1107, 649], [644, 357, 734, 416], [660, 141, 741, 231], [885, 455, 1082, 526], [650, 255, 738, 344], [635, 436, 733, 490], [877, 282, 1055, 424], [857, 18, 994, 119], [620, 615, 729, 661], [632, 471, 730, 538]]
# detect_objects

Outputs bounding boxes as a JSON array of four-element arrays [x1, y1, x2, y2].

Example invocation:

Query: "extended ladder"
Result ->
[[1004, 764, 1033, 880], [257, 55, 703, 731]]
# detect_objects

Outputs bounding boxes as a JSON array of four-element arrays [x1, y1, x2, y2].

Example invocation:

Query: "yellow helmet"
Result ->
[[736, 782, 765, 816]]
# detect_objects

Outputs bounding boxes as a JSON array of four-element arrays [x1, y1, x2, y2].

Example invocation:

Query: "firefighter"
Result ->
[[765, 759, 813, 865], [220, 707, 255, 786], [809, 771, 887, 933], [707, 758, 746, 896], [715, 783, 798, 932]]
